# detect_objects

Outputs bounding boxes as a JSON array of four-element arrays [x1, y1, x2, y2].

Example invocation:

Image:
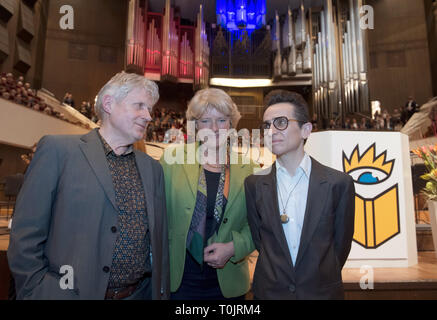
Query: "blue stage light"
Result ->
[[216, 0, 265, 33]]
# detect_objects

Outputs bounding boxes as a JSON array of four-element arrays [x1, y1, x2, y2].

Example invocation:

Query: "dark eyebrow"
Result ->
[[133, 102, 152, 111], [134, 102, 150, 108]]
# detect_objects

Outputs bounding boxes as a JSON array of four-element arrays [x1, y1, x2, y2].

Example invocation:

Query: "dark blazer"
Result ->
[[244, 157, 355, 300], [7, 129, 170, 300]]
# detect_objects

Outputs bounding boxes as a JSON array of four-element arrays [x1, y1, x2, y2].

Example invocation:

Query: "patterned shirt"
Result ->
[[97, 131, 151, 289]]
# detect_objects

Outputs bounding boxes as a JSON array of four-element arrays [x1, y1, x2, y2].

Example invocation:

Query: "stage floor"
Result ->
[[342, 251, 437, 284], [247, 250, 437, 299], [0, 219, 9, 251], [246, 251, 437, 284]]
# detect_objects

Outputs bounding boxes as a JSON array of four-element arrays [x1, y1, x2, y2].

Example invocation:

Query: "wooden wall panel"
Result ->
[[22, 0, 36, 7], [367, 0, 433, 110], [0, 24, 9, 62], [16, 1, 34, 42], [0, 0, 49, 88], [41, 0, 128, 107], [0, 0, 14, 22], [424, 0, 437, 97], [13, 39, 30, 72]]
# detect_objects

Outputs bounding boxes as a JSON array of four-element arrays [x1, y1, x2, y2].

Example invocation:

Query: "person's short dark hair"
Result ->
[[263, 90, 310, 127]]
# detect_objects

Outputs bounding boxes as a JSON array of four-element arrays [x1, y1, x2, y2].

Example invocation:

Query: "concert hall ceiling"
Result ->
[[147, 0, 324, 23]]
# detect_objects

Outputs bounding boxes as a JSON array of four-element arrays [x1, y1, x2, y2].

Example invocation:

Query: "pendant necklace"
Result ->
[[278, 171, 304, 224]]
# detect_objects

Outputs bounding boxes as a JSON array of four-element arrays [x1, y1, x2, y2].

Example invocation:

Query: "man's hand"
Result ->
[[204, 242, 235, 269]]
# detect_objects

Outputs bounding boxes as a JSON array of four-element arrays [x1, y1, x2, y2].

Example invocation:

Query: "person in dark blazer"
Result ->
[[405, 96, 418, 121], [244, 90, 355, 300], [7, 71, 169, 300]]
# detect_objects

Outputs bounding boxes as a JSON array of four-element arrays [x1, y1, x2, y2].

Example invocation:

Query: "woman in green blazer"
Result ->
[[160, 88, 257, 299]]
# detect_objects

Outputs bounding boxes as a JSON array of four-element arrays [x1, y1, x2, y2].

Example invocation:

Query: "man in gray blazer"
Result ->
[[7, 71, 169, 300], [245, 90, 355, 299]]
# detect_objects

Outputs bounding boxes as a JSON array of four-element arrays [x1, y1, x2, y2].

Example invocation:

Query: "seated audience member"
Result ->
[[6, 73, 14, 88], [9, 89, 16, 100], [375, 115, 385, 130], [343, 117, 351, 129], [405, 96, 418, 121], [430, 104, 437, 136], [2, 91, 10, 100], [14, 94, 22, 105], [63, 92, 75, 108], [0, 77, 8, 90], [80, 101, 88, 116], [43, 106, 52, 116], [390, 109, 401, 129], [359, 118, 367, 130], [381, 109, 390, 129], [329, 119, 336, 129]]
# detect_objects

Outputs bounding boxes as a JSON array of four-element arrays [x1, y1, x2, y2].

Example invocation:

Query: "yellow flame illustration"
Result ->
[[343, 144, 394, 175]]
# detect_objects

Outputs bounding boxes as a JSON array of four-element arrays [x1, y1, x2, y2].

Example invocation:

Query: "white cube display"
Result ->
[[305, 131, 418, 267]]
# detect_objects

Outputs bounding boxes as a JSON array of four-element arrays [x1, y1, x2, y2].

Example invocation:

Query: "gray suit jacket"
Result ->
[[244, 158, 355, 299], [7, 129, 170, 300]]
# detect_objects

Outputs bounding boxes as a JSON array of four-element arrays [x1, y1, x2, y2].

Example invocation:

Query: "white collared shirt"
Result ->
[[276, 153, 312, 266]]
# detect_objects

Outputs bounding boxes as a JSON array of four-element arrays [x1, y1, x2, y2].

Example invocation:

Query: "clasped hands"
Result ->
[[203, 242, 235, 269]]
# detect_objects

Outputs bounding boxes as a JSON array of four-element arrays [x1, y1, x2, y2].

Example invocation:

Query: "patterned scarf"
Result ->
[[186, 164, 230, 265]]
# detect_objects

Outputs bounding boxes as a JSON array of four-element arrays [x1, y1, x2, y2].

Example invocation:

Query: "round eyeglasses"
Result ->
[[261, 116, 303, 131]]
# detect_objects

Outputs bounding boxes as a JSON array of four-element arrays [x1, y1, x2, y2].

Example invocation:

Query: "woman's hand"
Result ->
[[204, 242, 235, 269]]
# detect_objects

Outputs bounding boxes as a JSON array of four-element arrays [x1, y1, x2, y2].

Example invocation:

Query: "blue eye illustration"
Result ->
[[348, 168, 389, 185], [358, 172, 379, 184]]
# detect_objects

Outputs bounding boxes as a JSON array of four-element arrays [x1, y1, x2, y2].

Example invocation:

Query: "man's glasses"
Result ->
[[261, 116, 303, 131]]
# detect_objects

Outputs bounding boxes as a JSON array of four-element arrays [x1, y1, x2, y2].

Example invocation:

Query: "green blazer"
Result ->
[[160, 143, 257, 298]]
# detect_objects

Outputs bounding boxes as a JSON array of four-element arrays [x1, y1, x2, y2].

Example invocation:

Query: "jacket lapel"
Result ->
[[79, 129, 117, 211], [223, 161, 246, 215], [183, 143, 201, 198], [294, 158, 329, 268], [261, 163, 295, 269], [134, 151, 155, 241]]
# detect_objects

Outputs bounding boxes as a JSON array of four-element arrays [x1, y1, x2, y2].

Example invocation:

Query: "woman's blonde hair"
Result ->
[[186, 88, 241, 128], [95, 71, 159, 120]]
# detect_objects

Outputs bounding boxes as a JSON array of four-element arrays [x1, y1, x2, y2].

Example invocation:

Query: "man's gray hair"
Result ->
[[95, 71, 159, 120]]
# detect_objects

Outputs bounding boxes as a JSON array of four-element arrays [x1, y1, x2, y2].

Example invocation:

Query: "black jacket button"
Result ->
[[103, 266, 110, 273], [223, 218, 228, 224], [111, 226, 117, 233]]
